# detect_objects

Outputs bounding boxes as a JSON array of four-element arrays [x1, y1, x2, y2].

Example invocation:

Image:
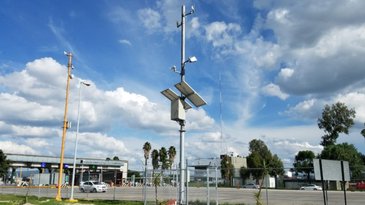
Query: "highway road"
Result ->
[[0, 186, 364, 205]]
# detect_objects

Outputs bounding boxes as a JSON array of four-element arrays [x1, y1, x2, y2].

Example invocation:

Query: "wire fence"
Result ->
[[1, 166, 365, 204]]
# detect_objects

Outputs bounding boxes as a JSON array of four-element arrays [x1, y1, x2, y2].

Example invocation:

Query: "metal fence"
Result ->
[[1, 166, 365, 205]]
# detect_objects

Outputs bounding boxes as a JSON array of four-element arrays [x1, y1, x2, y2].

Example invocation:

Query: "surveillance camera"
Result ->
[[170, 65, 177, 72], [64, 51, 68, 55], [69, 74, 74, 79], [191, 5, 195, 13]]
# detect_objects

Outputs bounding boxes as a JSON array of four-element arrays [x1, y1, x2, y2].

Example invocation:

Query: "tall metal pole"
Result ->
[[56, 52, 73, 201], [215, 164, 218, 205], [69, 81, 89, 202], [144, 159, 147, 205], [179, 5, 186, 205], [207, 167, 210, 205]]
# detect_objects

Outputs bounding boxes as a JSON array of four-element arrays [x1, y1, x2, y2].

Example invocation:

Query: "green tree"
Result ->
[[318, 102, 356, 146], [151, 149, 159, 205], [293, 150, 315, 183], [0, 150, 9, 179], [246, 152, 265, 180], [143, 142, 152, 163], [159, 147, 169, 170], [268, 154, 284, 176], [249, 139, 271, 159], [168, 146, 176, 169], [242, 139, 284, 184], [113, 156, 119, 160], [320, 143, 364, 180], [220, 154, 234, 186], [151, 149, 159, 173], [127, 170, 141, 178], [143, 141, 151, 188]]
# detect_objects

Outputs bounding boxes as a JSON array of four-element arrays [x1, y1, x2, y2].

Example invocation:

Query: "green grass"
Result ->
[[0, 194, 246, 205], [0, 194, 144, 205]]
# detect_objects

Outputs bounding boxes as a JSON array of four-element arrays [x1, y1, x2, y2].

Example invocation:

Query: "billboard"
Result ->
[[313, 159, 350, 181]]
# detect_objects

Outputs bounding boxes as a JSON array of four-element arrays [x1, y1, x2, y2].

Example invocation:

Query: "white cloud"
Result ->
[[25, 138, 49, 148], [262, 83, 289, 100], [204, 21, 241, 48], [78, 132, 128, 155], [137, 8, 162, 31], [283, 99, 324, 121], [107, 6, 135, 25], [335, 92, 365, 123], [118, 39, 132, 46], [278, 68, 294, 80], [0, 57, 215, 163], [0, 141, 39, 155], [156, 0, 180, 33]]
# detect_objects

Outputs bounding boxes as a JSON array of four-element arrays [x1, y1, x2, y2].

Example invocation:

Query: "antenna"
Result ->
[[219, 71, 228, 155]]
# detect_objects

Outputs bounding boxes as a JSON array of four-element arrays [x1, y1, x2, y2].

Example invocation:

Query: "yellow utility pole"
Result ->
[[56, 52, 73, 201]]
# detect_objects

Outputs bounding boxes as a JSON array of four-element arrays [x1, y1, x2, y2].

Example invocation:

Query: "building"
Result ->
[[5, 153, 128, 186]]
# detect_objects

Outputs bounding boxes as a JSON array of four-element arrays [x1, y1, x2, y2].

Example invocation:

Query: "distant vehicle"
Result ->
[[356, 181, 365, 190], [243, 183, 259, 189], [79, 181, 107, 193], [300, 184, 322, 191], [17, 181, 29, 187]]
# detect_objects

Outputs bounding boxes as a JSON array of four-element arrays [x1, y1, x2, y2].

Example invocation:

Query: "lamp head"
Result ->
[[188, 56, 197, 63], [80, 81, 91, 86], [64, 51, 72, 57]]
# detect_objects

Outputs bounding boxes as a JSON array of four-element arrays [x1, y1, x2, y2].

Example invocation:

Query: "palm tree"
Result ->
[[151, 149, 159, 205], [159, 147, 168, 190], [142, 142, 151, 205], [143, 142, 152, 163], [168, 146, 176, 169], [159, 147, 168, 170], [168, 146, 177, 187]]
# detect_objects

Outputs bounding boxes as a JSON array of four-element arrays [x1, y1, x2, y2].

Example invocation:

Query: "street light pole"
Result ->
[[69, 81, 90, 202], [56, 51, 73, 201]]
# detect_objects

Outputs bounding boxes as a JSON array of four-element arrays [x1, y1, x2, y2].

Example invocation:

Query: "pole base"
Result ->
[[55, 196, 62, 201], [68, 199, 78, 203]]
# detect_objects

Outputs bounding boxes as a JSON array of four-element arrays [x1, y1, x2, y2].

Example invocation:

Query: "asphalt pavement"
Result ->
[[0, 186, 364, 205]]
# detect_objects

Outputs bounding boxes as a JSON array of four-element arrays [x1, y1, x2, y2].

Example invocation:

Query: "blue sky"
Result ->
[[1, 0, 365, 170]]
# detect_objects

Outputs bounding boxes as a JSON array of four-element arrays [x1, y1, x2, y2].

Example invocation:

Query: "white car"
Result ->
[[79, 181, 107, 193], [243, 183, 260, 189], [300, 184, 322, 191]]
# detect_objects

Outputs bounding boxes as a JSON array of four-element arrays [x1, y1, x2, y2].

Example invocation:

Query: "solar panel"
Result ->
[[161, 88, 192, 110], [174, 81, 207, 107]]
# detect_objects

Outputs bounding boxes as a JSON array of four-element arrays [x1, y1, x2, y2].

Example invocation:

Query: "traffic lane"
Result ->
[[1, 186, 365, 205]]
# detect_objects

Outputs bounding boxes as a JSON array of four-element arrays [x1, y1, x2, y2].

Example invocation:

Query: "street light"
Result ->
[[69, 81, 90, 202]]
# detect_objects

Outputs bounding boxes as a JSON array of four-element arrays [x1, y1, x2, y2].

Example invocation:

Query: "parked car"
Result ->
[[79, 181, 107, 193], [17, 181, 29, 187], [356, 181, 365, 190], [243, 183, 259, 189], [300, 184, 322, 191]]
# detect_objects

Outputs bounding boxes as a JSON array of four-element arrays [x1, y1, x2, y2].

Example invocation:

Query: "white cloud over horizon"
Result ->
[[1, 0, 365, 171]]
